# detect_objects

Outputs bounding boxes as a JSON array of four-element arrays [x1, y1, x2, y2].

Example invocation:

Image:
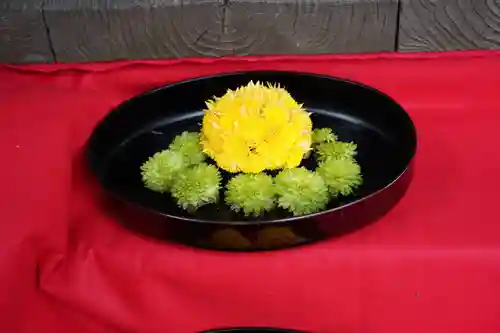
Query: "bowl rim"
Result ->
[[199, 327, 308, 333], [86, 70, 417, 226]]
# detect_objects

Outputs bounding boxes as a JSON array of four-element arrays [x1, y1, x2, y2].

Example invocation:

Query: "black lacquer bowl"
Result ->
[[86, 71, 417, 251], [200, 328, 307, 333]]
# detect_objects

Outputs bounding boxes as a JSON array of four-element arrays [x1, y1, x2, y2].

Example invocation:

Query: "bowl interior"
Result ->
[[88, 71, 416, 224]]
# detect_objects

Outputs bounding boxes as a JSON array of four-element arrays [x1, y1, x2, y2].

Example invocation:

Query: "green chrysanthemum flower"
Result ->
[[274, 167, 329, 216], [315, 141, 357, 163], [170, 163, 221, 212], [140, 149, 186, 193], [312, 128, 338, 145], [168, 131, 205, 166], [225, 173, 275, 216], [316, 157, 362, 197]]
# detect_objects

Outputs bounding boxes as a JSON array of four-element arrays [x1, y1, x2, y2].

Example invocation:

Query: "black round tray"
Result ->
[[201, 328, 307, 333], [86, 71, 417, 251]]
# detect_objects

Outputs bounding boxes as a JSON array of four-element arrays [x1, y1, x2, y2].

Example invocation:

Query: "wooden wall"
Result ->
[[1, 0, 500, 63]]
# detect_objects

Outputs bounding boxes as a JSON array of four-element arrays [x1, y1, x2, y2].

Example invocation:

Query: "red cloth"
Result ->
[[2, 51, 500, 333]]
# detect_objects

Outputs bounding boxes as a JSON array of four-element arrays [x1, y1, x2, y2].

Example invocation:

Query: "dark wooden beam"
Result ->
[[398, 0, 500, 52], [39, 0, 398, 63]]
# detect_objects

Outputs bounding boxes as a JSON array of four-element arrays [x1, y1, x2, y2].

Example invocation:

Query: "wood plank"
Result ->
[[43, 0, 226, 61], [43, 0, 398, 63], [0, 1, 54, 63], [398, 0, 500, 52], [219, 0, 399, 55]]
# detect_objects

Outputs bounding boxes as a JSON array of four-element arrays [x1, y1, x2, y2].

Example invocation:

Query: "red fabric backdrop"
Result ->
[[1, 51, 500, 333]]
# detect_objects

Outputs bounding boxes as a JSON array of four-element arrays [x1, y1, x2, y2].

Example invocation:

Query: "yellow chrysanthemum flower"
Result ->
[[200, 81, 312, 173]]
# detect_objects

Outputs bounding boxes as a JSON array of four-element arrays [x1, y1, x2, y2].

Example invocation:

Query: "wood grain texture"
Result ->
[[399, 0, 500, 52], [0, 1, 54, 63], [42, 0, 399, 63], [217, 0, 399, 55]]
